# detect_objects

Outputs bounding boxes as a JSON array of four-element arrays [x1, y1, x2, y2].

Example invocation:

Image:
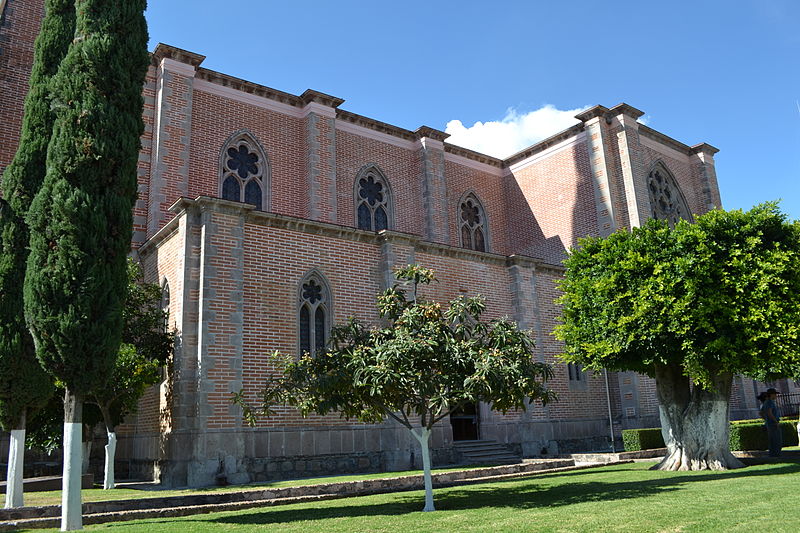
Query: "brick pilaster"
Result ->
[[416, 127, 450, 244], [577, 108, 617, 237], [147, 44, 204, 237], [611, 105, 652, 228], [301, 90, 343, 223], [691, 143, 722, 212]]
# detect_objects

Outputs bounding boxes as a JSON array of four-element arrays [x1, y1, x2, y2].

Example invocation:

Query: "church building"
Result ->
[[1, 0, 781, 487]]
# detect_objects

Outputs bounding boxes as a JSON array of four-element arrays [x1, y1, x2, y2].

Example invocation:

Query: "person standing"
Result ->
[[762, 388, 782, 457]]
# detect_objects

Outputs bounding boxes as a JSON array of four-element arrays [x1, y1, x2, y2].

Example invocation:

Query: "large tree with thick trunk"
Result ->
[[0, 0, 75, 509], [24, 0, 148, 529], [556, 204, 800, 471], [236, 265, 555, 512]]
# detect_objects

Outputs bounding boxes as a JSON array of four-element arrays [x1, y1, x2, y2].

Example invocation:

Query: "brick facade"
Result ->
[[5, 2, 795, 488]]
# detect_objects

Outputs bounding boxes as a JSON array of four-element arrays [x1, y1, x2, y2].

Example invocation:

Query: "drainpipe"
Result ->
[[604, 369, 616, 453]]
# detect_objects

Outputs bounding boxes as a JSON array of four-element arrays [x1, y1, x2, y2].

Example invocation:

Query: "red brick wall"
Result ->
[[189, 90, 306, 219], [506, 140, 598, 264], [0, 0, 44, 171], [336, 131, 422, 234], [444, 161, 510, 255], [239, 222, 383, 428]]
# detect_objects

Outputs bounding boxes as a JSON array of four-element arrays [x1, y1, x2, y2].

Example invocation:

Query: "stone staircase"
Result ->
[[453, 440, 522, 465]]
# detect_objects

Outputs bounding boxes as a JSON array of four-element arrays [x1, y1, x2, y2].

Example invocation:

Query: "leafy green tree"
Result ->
[[0, 0, 75, 509], [556, 204, 800, 471], [24, 261, 172, 489], [237, 265, 555, 511], [92, 259, 173, 490], [23, 0, 149, 528]]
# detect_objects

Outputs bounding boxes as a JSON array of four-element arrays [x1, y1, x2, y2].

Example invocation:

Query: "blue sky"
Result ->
[[145, 1, 799, 221]]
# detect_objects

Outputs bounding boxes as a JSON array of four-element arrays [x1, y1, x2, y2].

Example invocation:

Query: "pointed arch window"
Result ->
[[459, 194, 487, 252], [647, 163, 693, 227], [298, 272, 332, 356], [219, 131, 270, 211], [355, 165, 391, 231]]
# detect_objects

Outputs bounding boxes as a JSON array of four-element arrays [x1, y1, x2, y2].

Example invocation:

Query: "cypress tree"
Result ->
[[24, 0, 149, 528], [0, 0, 75, 509]]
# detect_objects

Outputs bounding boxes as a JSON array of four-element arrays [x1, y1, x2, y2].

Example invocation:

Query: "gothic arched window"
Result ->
[[459, 193, 488, 252], [219, 131, 270, 211], [298, 272, 332, 356], [355, 165, 391, 231], [648, 162, 693, 227]]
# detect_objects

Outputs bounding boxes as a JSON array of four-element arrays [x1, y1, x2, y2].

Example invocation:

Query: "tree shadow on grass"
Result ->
[[198, 461, 800, 527]]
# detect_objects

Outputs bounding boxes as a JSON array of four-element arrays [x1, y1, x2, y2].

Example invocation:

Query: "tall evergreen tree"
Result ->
[[0, 0, 75, 509], [24, 0, 149, 529]]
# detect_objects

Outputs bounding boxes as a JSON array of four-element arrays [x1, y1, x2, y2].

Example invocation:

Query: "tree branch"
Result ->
[[380, 405, 411, 429]]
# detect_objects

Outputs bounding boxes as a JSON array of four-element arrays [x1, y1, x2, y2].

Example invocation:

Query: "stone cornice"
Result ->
[[152, 43, 206, 68], [300, 89, 345, 109], [503, 124, 585, 167], [574, 105, 610, 123], [141, 196, 561, 270], [609, 103, 645, 119], [195, 68, 304, 108], [414, 126, 450, 142], [444, 144, 505, 168], [335, 110, 417, 142], [639, 125, 695, 156], [691, 142, 720, 156]]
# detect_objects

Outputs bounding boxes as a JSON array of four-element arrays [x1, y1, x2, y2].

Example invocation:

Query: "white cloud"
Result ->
[[444, 105, 588, 159]]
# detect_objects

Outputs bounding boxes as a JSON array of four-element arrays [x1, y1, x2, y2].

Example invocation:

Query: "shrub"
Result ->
[[622, 428, 665, 451], [729, 420, 798, 451], [624, 419, 798, 452]]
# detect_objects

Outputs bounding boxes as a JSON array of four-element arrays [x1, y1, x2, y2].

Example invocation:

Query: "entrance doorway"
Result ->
[[450, 402, 479, 441]]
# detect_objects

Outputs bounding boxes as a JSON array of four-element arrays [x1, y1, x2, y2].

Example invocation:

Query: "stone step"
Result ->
[[453, 439, 503, 449], [453, 439, 522, 465], [0, 474, 93, 494]]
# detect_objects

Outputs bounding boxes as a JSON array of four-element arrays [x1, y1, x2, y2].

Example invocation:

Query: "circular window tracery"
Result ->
[[648, 164, 693, 227], [355, 167, 391, 231], [220, 134, 267, 211], [459, 195, 487, 252]]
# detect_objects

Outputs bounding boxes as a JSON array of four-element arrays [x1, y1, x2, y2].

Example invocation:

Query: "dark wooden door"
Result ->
[[450, 402, 479, 441]]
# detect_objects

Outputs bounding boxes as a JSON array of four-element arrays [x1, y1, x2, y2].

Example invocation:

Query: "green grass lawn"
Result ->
[[20, 460, 800, 533], [19, 464, 498, 508]]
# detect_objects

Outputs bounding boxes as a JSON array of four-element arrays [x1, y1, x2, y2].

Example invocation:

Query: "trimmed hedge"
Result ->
[[622, 428, 665, 451], [729, 421, 798, 451], [624, 419, 799, 451]]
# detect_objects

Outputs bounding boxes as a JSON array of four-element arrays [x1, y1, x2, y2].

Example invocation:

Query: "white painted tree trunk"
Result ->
[[653, 364, 744, 471], [81, 440, 91, 475], [411, 427, 434, 512], [4, 427, 25, 509], [62, 391, 83, 531], [103, 431, 116, 490]]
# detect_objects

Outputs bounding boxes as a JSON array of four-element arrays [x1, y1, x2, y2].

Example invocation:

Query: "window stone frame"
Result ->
[[218, 129, 271, 211], [647, 161, 693, 227], [297, 269, 333, 357], [457, 190, 490, 252], [354, 163, 393, 231]]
